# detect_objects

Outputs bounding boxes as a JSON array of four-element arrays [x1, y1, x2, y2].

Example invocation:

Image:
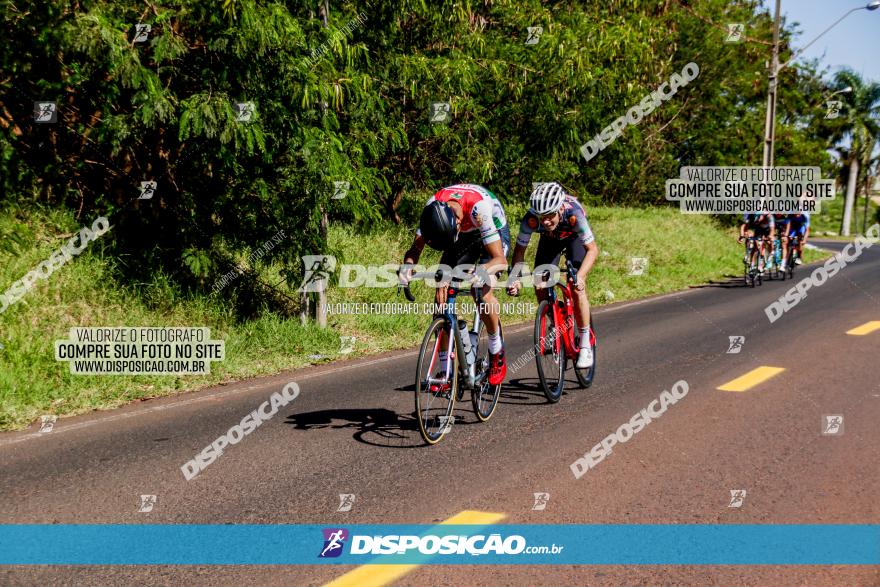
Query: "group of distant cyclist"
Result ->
[[738, 212, 811, 286], [398, 182, 599, 390]]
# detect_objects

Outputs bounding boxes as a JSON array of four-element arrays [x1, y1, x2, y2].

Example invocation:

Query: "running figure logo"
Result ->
[[532, 492, 550, 511], [525, 26, 543, 45], [629, 257, 648, 276], [727, 336, 745, 354], [298, 255, 337, 293], [133, 23, 151, 43], [430, 102, 451, 124], [34, 102, 57, 123], [725, 23, 744, 42], [822, 414, 844, 435], [39, 415, 57, 433], [438, 415, 455, 434], [728, 489, 746, 508], [824, 100, 842, 120], [235, 102, 255, 122], [337, 494, 356, 512], [332, 181, 350, 200], [138, 495, 157, 512], [139, 181, 157, 200], [319, 528, 349, 558]]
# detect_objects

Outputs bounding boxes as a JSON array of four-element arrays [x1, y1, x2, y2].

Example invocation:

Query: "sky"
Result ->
[[780, 0, 880, 83]]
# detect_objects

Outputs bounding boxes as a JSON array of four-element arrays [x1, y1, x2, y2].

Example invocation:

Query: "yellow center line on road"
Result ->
[[324, 510, 506, 587], [717, 366, 786, 392], [846, 321, 880, 336]]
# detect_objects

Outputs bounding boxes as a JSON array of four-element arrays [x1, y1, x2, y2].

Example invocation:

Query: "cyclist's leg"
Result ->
[[434, 233, 481, 377], [565, 237, 589, 332], [475, 225, 510, 346]]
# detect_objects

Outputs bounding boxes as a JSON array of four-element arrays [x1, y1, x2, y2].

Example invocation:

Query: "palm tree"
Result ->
[[830, 69, 880, 236]]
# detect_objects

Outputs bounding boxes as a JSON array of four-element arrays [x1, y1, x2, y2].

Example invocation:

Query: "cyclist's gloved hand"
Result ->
[[398, 263, 414, 286]]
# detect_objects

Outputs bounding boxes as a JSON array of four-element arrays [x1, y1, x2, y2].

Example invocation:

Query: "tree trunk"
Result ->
[[841, 158, 858, 236], [862, 174, 872, 235], [387, 187, 404, 224]]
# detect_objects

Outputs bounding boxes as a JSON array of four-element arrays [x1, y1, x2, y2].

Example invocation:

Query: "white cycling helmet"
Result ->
[[529, 182, 566, 215]]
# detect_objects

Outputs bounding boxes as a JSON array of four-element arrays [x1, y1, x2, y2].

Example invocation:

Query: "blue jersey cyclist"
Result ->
[[786, 213, 810, 265], [507, 182, 600, 369]]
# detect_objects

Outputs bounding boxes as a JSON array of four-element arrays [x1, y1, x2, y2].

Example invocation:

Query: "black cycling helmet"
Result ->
[[419, 200, 458, 250]]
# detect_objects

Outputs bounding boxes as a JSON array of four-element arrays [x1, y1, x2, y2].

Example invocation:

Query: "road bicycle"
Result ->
[[783, 235, 801, 279], [765, 236, 782, 280], [742, 236, 764, 287], [401, 269, 502, 445], [533, 258, 597, 402]]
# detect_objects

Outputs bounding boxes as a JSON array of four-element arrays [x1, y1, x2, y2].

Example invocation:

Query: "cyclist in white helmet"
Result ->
[[507, 182, 599, 368]]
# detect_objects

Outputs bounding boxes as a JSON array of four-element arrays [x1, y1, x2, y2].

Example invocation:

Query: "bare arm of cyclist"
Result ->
[[576, 240, 599, 290], [506, 242, 528, 295], [478, 238, 508, 290]]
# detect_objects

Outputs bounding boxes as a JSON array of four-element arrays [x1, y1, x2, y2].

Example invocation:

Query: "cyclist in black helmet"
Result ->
[[399, 184, 510, 385]]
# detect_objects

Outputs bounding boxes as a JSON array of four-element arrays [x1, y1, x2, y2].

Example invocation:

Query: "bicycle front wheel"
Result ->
[[472, 324, 501, 422], [414, 317, 457, 445], [534, 300, 565, 403]]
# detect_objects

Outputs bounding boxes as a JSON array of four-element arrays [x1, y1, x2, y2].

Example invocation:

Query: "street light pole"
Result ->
[[762, 0, 782, 169], [760, 1, 880, 169]]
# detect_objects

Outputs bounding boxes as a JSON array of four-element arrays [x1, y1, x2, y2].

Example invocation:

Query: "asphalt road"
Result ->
[[1, 240, 878, 585]]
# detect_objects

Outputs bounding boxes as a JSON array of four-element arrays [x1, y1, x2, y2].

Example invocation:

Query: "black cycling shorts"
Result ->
[[439, 225, 511, 268]]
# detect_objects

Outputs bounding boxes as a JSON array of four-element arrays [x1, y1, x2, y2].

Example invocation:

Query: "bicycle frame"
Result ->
[[424, 285, 486, 391], [541, 262, 579, 360]]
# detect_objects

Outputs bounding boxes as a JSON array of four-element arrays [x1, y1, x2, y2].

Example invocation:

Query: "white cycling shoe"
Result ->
[[576, 345, 594, 369]]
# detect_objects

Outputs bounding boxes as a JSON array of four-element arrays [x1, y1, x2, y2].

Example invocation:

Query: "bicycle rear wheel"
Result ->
[[534, 300, 565, 403], [414, 317, 457, 444], [472, 324, 501, 421], [574, 319, 597, 388]]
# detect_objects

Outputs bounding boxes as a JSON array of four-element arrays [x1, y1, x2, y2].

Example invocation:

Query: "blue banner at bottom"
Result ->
[[0, 524, 877, 565]]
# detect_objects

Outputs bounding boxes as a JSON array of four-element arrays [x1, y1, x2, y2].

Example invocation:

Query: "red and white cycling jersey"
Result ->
[[417, 184, 509, 247]]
